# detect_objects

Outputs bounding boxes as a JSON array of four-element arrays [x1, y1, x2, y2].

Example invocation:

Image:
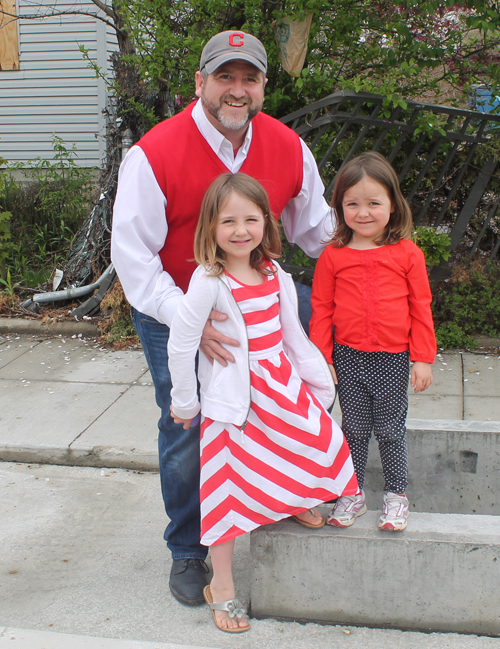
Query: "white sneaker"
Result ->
[[327, 490, 367, 527], [378, 492, 409, 531]]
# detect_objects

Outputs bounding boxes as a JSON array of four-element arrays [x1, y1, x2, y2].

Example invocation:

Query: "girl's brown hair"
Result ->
[[329, 151, 413, 246], [194, 173, 281, 276]]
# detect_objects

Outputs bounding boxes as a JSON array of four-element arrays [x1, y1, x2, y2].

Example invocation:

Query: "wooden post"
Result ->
[[0, 0, 20, 70]]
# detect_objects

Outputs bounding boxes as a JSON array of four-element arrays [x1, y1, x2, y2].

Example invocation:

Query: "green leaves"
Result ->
[[0, 268, 22, 300], [0, 152, 13, 281], [434, 321, 478, 350], [412, 226, 451, 267], [433, 260, 500, 348], [413, 112, 449, 139], [2, 138, 96, 289], [0, 211, 12, 281], [107, 0, 500, 122]]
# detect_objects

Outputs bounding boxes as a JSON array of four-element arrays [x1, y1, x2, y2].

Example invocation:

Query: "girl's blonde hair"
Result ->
[[329, 151, 413, 246], [194, 173, 281, 276]]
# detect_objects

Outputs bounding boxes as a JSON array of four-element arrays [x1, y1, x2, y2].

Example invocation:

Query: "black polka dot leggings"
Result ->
[[334, 343, 410, 494]]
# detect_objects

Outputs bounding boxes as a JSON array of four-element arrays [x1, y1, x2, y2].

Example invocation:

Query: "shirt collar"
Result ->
[[192, 98, 252, 156]]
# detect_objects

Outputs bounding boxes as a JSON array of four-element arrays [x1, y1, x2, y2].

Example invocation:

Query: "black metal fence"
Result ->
[[280, 90, 500, 280]]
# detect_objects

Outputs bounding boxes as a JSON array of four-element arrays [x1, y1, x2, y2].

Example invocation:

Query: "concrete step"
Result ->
[[365, 419, 500, 515], [0, 627, 210, 649], [250, 509, 500, 635]]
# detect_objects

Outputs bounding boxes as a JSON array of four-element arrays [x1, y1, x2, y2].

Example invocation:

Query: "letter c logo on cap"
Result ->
[[229, 32, 244, 47]]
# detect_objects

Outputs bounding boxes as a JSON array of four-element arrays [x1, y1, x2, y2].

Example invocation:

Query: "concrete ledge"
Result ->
[[2, 420, 500, 498], [0, 444, 159, 471], [0, 317, 99, 336], [407, 419, 500, 433], [365, 420, 500, 515], [250, 510, 500, 635]]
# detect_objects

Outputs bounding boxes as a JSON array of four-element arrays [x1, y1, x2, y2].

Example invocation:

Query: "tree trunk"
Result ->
[[111, 1, 135, 56]]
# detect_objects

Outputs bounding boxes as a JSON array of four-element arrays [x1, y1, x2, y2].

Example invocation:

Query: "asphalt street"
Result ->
[[2, 462, 500, 649]]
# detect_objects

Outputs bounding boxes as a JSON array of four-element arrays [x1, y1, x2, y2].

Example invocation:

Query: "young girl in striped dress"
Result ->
[[168, 173, 357, 634]]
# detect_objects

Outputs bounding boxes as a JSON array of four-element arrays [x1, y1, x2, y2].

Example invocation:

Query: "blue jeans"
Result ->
[[131, 282, 312, 558], [295, 281, 312, 336], [132, 307, 206, 560]]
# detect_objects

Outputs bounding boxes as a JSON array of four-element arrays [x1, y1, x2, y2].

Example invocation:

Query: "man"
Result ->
[[111, 30, 332, 606]]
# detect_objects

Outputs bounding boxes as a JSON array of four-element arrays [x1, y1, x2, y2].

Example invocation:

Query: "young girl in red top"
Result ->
[[310, 152, 436, 532]]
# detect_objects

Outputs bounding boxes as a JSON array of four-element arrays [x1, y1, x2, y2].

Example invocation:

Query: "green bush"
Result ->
[[104, 318, 138, 343], [4, 136, 96, 287], [432, 260, 500, 347], [0, 210, 11, 277], [18, 135, 95, 233], [0, 154, 13, 281], [434, 322, 477, 350], [412, 226, 451, 268]]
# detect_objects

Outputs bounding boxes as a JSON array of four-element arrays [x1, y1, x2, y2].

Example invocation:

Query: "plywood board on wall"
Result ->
[[0, 0, 20, 70]]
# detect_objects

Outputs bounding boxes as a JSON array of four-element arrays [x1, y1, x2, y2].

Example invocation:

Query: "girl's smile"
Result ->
[[342, 176, 394, 249], [216, 191, 265, 263]]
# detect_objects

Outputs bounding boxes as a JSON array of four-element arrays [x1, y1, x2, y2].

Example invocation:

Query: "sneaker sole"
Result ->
[[378, 519, 408, 532], [327, 504, 367, 528]]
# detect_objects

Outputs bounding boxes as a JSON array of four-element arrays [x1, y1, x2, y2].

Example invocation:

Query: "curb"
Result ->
[[0, 444, 159, 471], [473, 335, 500, 348], [2, 420, 499, 471], [0, 317, 100, 337], [2, 318, 500, 350], [0, 627, 212, 649]]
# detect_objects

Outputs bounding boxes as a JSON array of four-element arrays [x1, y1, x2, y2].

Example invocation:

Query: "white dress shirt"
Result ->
[[111, 99, 333, 327]]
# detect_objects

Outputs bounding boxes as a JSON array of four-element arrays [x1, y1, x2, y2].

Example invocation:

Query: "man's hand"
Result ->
[[170, 405, 193, 430], [328, 363, 338, 385], [200, 309, 239, 366], [411, 361, 433, 393]]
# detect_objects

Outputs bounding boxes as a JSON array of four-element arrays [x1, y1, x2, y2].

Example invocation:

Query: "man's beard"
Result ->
[[201, 93, 262, 130]]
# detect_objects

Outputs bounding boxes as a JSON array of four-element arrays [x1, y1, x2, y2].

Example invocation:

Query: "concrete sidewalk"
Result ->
[[2, 329, 500, 647], [1, 331, 500, 469]]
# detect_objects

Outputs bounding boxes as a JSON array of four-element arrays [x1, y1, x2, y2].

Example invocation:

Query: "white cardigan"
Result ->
[[168, 262, 335, 426]]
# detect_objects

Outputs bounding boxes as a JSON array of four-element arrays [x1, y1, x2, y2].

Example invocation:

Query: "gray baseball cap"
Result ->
[[200, 31, 267, 75]]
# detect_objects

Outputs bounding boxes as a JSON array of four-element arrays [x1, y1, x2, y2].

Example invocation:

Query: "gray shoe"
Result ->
[[169, 558, 209, 606], [327, 491, 367, 527], [378, 492, 409, 531]]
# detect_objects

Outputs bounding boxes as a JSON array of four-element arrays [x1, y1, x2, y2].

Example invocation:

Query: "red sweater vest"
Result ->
[[137, 102, 303, 292]]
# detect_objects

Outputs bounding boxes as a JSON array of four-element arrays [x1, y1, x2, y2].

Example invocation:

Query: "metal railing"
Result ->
[[280, 90, 500, 279]]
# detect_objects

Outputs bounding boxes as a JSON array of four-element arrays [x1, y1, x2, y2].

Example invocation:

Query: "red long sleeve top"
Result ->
[[310, 239, 437, 364]]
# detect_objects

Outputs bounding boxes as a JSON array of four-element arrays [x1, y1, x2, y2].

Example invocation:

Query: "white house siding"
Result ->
[[0, 0, 118, 168]]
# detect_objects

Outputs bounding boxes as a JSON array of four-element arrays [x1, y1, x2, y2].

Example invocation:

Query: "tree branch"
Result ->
[[89, 0, 115, 20], [0, 7, 123, 38]]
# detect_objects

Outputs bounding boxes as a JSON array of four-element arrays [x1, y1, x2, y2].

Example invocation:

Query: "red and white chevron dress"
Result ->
[[200, 271, 358, 546]]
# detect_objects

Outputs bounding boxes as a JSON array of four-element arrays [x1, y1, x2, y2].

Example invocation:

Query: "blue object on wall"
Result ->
[[469, 85, 500, 114]]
